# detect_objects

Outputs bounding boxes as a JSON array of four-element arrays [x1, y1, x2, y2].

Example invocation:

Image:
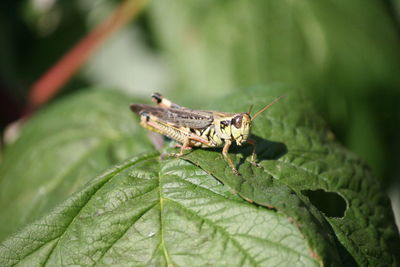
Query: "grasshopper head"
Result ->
[[231, 113, 251, 145], [231, 96, 284, 146]]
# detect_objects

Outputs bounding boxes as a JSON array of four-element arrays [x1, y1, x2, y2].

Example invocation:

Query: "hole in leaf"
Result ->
[[302, 189, 347, 218]]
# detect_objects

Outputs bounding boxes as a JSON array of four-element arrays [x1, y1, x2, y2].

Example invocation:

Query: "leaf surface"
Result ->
[[0, 89, 153, 241], [182, 87, 400, 266], [0, 87, 399, 266], [0, 154, 323, 266]]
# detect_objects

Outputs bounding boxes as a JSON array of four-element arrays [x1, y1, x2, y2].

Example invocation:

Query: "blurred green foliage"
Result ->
[[0, 0, 399, 227]]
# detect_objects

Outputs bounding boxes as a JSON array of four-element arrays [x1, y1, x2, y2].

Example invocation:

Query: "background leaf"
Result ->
[[148, 0, 400, 99], [0, 89, 153, 241]]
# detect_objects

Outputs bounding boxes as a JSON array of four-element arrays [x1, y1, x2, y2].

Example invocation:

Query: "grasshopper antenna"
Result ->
[[247, 104, 254, 115], [251, 95, 285, 121]]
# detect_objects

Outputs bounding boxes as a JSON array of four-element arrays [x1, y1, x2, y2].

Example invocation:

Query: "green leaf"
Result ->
[[0, 89, 154, 241], [182, 86, 400, 266], [1, 86, 399, 266], [0, 154, 325, 266]]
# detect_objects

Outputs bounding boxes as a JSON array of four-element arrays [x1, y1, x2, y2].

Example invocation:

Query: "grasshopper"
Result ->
[[130, 93, 283, 175]]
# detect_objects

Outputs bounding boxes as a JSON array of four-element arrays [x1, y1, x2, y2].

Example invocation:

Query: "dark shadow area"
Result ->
[[302, 189, 356, 265], [302, 189, 357, 266], [334, 239, 359, 267], [179, 134, 288, 171], [230, 134, 288, 170], [302, 189, 347, 218], [249, 134, 288, 160]]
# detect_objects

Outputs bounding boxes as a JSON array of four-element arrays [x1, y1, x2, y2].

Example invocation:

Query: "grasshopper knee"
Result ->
[[151, 93, 163, 104]]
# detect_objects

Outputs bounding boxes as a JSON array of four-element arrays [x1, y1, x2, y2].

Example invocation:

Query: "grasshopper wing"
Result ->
[[130, 104, 213, 129]]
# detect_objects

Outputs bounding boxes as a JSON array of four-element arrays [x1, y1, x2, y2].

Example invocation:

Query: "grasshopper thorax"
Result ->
[[230, 113, 251, 146]]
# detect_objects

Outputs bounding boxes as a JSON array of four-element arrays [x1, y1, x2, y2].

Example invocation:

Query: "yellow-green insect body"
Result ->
[[131, 93, 282, 175]]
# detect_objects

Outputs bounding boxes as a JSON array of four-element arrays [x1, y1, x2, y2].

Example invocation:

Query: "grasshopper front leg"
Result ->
[[247, 139, 261, 168], [223, 140, 240, 176]]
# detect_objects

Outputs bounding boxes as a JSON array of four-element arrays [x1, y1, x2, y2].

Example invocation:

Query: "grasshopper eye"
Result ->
[[231, 115, 242, 128]]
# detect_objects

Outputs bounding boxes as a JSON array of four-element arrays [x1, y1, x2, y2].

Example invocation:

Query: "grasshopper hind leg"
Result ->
[[163, 137, 192, 159], [174, 137, 191, 157]]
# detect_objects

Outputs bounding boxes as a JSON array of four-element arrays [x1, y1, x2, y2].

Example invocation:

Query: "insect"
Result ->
[[130, 93, 283, 175]]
